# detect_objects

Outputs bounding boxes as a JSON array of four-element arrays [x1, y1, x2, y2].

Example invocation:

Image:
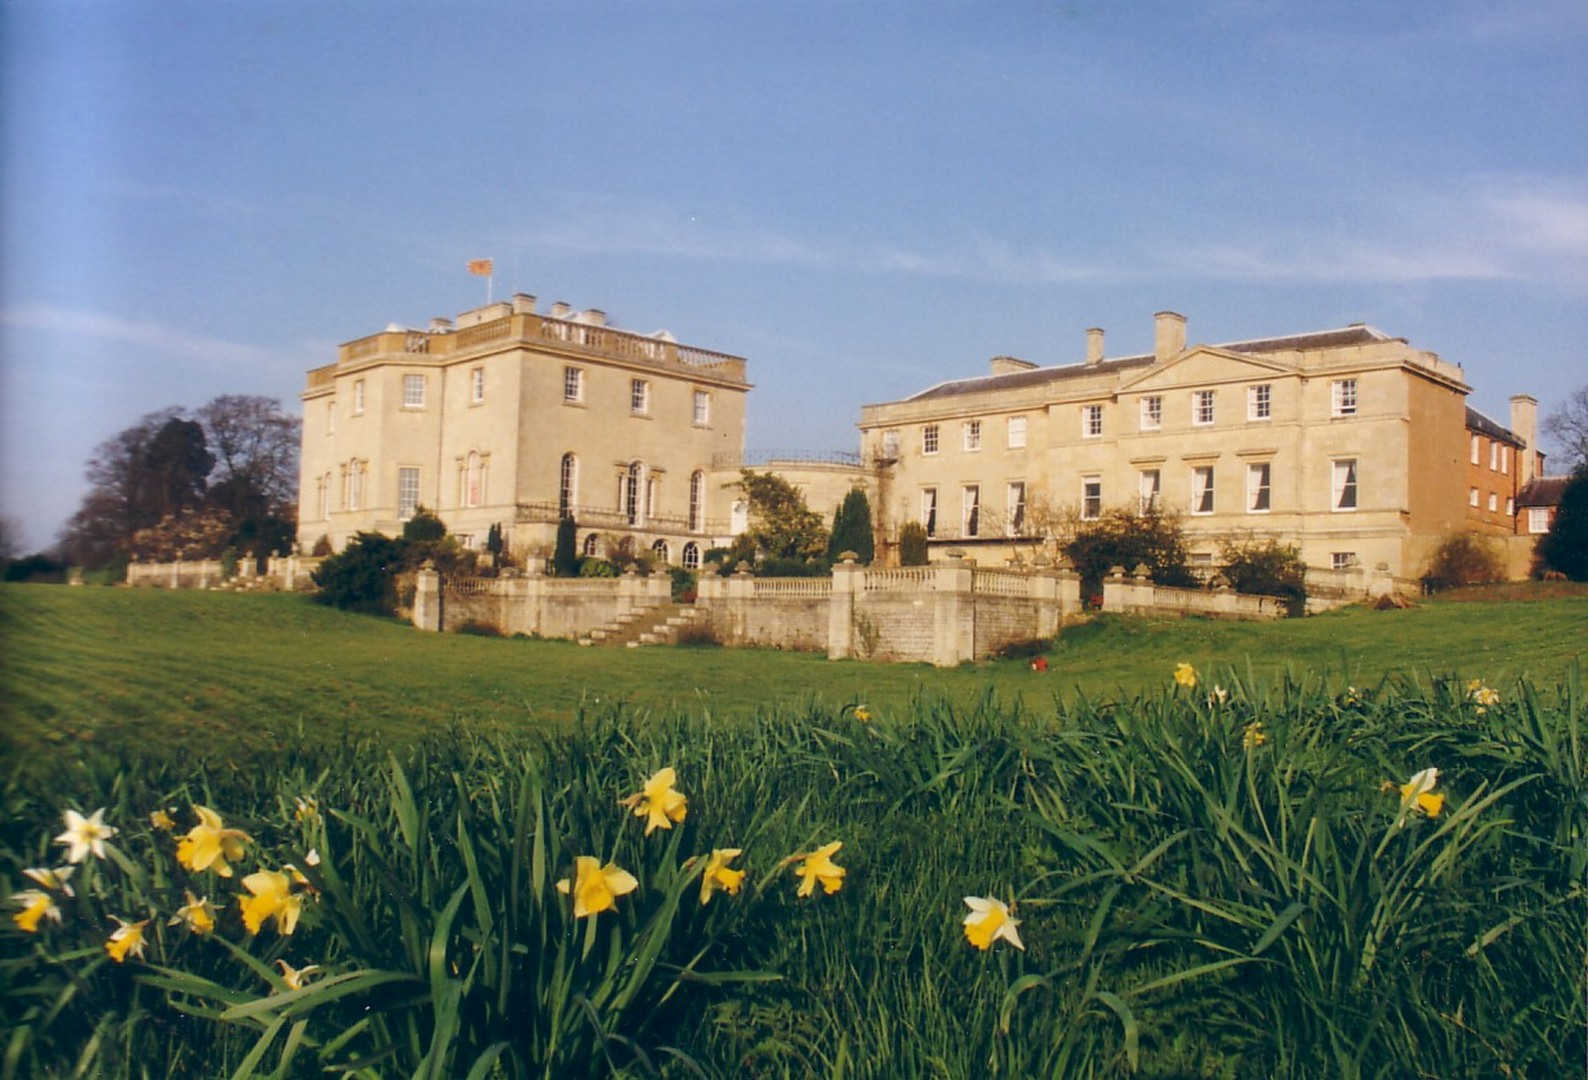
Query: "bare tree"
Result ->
[[197, 395, 301, 515], [1543, 385, 1588, 473]]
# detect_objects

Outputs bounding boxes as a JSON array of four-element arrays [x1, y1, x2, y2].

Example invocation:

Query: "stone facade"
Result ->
[[297, 294, 751, 569]]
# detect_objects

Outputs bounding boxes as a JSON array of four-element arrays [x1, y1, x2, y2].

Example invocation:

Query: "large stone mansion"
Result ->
[[299, 297, 1548, 581]]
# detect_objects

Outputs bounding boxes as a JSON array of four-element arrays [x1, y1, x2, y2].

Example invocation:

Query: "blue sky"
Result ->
[[3, 0, 1585, 551]]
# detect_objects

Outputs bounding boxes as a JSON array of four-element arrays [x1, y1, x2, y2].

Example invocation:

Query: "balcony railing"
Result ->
[[513, 500, 728, 536], [713, 449, 869, 470]]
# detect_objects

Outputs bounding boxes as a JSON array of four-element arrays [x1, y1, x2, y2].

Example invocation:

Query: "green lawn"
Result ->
[[3, 582, 1585, 763]]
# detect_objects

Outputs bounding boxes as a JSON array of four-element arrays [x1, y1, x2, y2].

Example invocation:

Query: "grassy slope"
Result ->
[[3, 582, 1585, 761]]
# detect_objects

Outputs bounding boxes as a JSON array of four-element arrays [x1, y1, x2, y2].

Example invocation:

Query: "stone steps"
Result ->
[[579, 602, 707, 648]]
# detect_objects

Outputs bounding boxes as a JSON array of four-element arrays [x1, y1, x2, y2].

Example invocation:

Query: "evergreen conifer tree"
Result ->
[[554, 515, 580, 577]]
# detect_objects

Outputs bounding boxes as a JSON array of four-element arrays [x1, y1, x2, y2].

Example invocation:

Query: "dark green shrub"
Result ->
[[899, 521, 929, 566], [310, 532, 407, 614], [310, 534, 333, 557], [1422, 532, 1503, 591], [826, 488, 875, 565], [3, 553, 67, 583], [579, 558, 618, 578], [1536, 468, 1588, 580], [1220, 537, 1307, 616], [670, 567, 697, 602], [1063, 507, 1195, 598], [554, 516, 580, 576], [757, 556, 826, 577], [402, 507, 446, 543]]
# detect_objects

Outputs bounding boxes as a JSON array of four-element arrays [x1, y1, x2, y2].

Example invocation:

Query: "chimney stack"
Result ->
[[580, 308, 607, 327], [512, 293, 537, 315], [550, 301, 572, 319], [428, 317, 453, 333], [1085, 327, 1105, 365], [1153, 311, 1186, 364], [1510, 394, 1539, 484]]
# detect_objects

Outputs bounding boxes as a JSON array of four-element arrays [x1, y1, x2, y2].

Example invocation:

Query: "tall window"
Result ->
[[682, 542, 701, 570], [625, 462, 644, 524], [1141, 396, 1162, 431], [470, 367, 484, 403], [1248, 384, 1271, 420], [1331, 459, 1358, 511], [922, 487, 938, 538], [1501, 446, 1510, 475], [1007, 415, 1027, 449], [923, 424, 940, 455], [689, 471, 704, 532], [1191, 466, 1215, 514], [1081, 476, 1101, 520], [1246, 463, 1271, 512], [1193, 390, 1215, 426], [1470, 433, 1480, 464], [651, 539, 670, 564], [1139, 469, 1161, 513], [630, 379, 649, 414], [465, 452, 484, 508], [563, 367, 583, 403], [1469, 487, 1480, 507], [1007, 482, 1026, 536], [398, 467, 420, 519], [403, 374, 425, 408], [1082, 404, 1103, 438], [344, 460, 364, 511], [353, 379, 365, 414], [1487, 491, 1497, 512], [1506, 496, 1515, 516], [693, 390, 710, 425], [882, 429, 900, 457], [1332, 378, 1357, 416], [559, 453, 578, 517], [961, 485, 980, 538], [963, 419, 982, 451], [1489, 442, 1499, 470], [583, 533, 600, 557]]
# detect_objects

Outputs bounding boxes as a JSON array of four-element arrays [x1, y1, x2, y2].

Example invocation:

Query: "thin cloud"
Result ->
[[0, 304, 321, 371]]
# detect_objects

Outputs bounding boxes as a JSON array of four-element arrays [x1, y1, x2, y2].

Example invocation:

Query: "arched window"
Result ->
[[624, 462, 644, 525], [682, 542, 700, 570], [466, 452, 482, 508], [583, 532, 600, 557], [689, 471, 704, 533], [559, 453, 577, 517], [319, 472, 332, 519], [651, 539, 670, 564]]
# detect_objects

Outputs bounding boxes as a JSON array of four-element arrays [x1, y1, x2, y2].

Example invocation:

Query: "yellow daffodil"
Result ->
[[239, 869, 302, 936], [1208, 685, 1229, 706], [54, 808, 117, 863], [1466, 679, 1500, 713], [176, 805, 252, 878], [854, 706, 872, 722], [1173, 662, 1197, 689], [792, 841, 846, 898], [22, 866, 75, 896], [12, 890, 60, 933], [169, 890, 216, 935], [618, 767, 688, 836], [555, 856, 639, 918], [305, 848, 321, 867], [275, 958, 322, 990], [1396, 767, 1445, 823], [1243, 722, 1267, 748], [105, 916, 149, 963], [962, 896, 1024, 951], [149, 808, 176, 831], [699, 848, 746, 905], [293, 795, 319, 823]]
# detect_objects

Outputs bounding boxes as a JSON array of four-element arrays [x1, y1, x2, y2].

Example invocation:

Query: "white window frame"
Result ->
[[1193, 390, 1215, 426], [688, 471, 704, 533], [1490, 442, 1499, 470], [624, 462, 645, 524], [1331, 458, 1358, 512], [1081, 476, 1101, 521], [1191, 465, 1215, 515], [682, 542, 700, 570], [559, 453, 578, 517], [1469, 487, 1480, 507], [563, 366, 584, 403], [1006, 415, 1027, 449], [1246, 462, 1271, 513], [353, 379, 365, 415], [1141, 395, 1162, 431], [1332, 378, 1357, 417], [1247, 383, 1271, 421], [1487, 491, 1498, 512], [1082, 404, 1103, 439], [651, 539, 670, 565], [1501, 445, 1510, 475], [922, 424, 939, 455], [1470, 433, 1480, 464], [630, 379, 650, 415], [922, 487, 938, 538], [693, 390, 710, 426], [1506, 496, 1515, 516], [470, 367, 485, 404], [398, 467, 421, 520], [961, 485, 980, 538], [1006, 481, 1026, 536], [963, 419, 982, 451], [402, 374, 425, 409], [1138, 469, 1161, 514], [583, 532, 600, 557], [1331, 552, 1358, 571], [1528, 507, 1549, 534]]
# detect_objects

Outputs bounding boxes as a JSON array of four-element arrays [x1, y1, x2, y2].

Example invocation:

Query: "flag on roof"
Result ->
[[467, 258, 493, 276]]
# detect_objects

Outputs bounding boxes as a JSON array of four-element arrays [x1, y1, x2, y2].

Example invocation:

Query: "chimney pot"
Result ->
[[512, 293, 537, 315], [550, 301, 572, 319], [580, 308, 607, 327], [1085, 327, 1105, 365], [1153, 311, 1186, 364]]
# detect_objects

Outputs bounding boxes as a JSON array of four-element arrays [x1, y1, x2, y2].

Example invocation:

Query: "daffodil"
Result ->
[[275, 958, 322, 990], [699, 848, 745, 905], [176, 805, 252, 878], [169, 890, 216, 935], [1173, 662, 1197, 689], [54, 808, 117, 863], [149, 808, 176, 831], [293, 795, 319, 823], [11, 890, 60, 933], [962, 896, 1024, 951], [555, 856, 639, 918], [22, 866, 75, 896], [1208, 685, 1229, 706], [105, 916, 149, 963], [239, 869, 302, 936], [1466, 679, 1500, 713], [305, 848, 321, 867], [792, 841, 845, 898], [854, 706, 872, 721], [1396, 767, 1445, 823], [1243, 722, 1267, 748], [618, 767, 688, 836]]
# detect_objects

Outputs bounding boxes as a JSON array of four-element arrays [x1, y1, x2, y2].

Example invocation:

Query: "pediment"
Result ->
[[1119, 346, 1298, 393]]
